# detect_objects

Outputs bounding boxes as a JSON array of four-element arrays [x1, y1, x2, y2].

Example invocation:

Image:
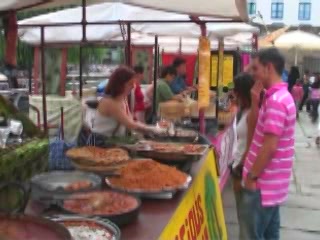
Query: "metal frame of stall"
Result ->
[[14, 0, 258, 136]]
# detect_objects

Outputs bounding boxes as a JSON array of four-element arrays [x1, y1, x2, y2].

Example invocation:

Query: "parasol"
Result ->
[[273, 30, 320, 65]]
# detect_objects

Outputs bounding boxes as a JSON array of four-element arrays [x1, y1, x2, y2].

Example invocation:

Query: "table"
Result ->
[[26, 149, 227, 240]]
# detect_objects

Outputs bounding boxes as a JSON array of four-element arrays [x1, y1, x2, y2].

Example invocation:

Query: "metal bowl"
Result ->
[[0, 214, 72, 240], [60, 190, 141, 226], [49, 215, 121, 240], [30, 171, 102, 202]]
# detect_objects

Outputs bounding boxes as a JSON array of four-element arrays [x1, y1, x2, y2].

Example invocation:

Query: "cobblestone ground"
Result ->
[[222, 112, 320, 240]]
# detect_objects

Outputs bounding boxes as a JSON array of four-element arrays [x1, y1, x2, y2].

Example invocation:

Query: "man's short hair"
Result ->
[[160, 65, 177, 78], [255, 48, 285, 76], [172, 57, 186, 68], [133, 65, 144, 74]]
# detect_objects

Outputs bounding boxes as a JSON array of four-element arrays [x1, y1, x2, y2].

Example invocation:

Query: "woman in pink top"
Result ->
[[310, 75, 320, 123], [291, 80, 304, 118]]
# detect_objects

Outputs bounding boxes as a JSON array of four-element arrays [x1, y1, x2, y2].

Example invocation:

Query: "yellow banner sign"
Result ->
[[198, 36, 211, 109], [159, 150, 227, 240], [211, 54, 234, 87]]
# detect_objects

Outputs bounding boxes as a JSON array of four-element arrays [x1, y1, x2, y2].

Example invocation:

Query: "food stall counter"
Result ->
[[25, 148, 227, 240]]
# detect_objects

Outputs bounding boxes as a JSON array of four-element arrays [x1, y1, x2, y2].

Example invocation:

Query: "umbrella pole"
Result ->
[[294, 48, 298, 66]]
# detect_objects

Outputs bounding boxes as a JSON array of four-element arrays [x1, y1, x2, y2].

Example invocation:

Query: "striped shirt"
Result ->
[[243, 82, 296, 207]]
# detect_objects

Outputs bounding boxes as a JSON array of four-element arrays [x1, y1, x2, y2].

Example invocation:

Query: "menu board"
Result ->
[[211, 54, 234, 88], [159, 150, 227, 240]]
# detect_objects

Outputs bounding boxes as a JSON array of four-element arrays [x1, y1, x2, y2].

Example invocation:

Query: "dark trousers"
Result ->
[[299, 93, 311, 111], [311, 99, 320, 122]]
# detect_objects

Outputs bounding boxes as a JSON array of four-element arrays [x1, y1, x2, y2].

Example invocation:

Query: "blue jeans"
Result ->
[[238, 188, 280, 240]]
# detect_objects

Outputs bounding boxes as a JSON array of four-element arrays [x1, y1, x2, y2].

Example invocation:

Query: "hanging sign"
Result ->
[[198, 36, 211, 109], [211, 54, 234, 87]]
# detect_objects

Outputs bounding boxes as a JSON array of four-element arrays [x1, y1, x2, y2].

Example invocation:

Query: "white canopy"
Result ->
[[1, 0, 248, 21], [274, 30, 320, 65], [18, 2, 258, 46], [274, 30, 320, 50], [126, 32, 253, 52], [120, 0, 248, 20]]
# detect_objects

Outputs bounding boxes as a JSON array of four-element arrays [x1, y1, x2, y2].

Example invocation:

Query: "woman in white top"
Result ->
[[91, 66, 161, 139], [231, 73, 255, 237]]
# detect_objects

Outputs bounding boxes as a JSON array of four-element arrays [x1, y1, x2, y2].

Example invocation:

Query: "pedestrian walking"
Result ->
[[310, 75, 320, 123], [299, 71, 311, 112], [287, 66, 300, 92], [239, 48, 296, 240], [291, 80, 304, 118]]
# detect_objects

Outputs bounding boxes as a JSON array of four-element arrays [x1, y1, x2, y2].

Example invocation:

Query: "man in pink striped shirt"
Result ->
[[239, 48, 296, 240]]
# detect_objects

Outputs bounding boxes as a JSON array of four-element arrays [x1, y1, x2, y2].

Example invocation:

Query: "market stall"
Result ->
[[16, 2, 258, 185], [0, 1, 255, 239]]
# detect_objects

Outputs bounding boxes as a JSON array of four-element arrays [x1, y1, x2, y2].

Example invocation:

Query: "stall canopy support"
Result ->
[[126, 23, 132, 66], [60, 48, 67, 96], [40, 26, 48, 134], [216, 38, 224, 121], [79, 0, 87, 99], [152, 35, 159, 122], [190, 16, 207, 134], [79, 45, 83, 99], [82, 0, 87, 42]]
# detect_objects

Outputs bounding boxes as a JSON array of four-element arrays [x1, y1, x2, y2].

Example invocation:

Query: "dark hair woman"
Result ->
[[234, 73, 255, 110], [231, 73, 255, 237], [91, 66, 161, 138]]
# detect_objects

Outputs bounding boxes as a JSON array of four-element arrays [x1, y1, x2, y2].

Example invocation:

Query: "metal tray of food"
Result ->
[[105, 175, 192, 199], [146, 128, 199, 143], [125, 141, 209, 162], [48, 215, 121, 240], [58, 190, 141, 226], [30, 171, 102, 202]]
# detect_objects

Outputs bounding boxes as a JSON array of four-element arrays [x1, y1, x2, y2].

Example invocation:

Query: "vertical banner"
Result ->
[[198, 37, 211, 109], [210, 54, 234, 88], [217, 39, 224, 90], [159, 150, 228, 240]]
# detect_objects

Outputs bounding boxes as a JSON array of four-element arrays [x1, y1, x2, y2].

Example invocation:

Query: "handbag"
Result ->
[[48, 127, 76, 170], [48, 107, 76, 170]]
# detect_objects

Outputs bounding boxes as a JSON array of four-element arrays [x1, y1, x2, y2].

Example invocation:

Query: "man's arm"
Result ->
[[250, 133, 279, 177], [245, 99, 287, 189]]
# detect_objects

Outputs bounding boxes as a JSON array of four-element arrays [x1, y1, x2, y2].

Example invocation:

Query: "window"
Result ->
[[299, 2, 311, 20], [271, 2, 284, 19], [248, 1, 256, 15]]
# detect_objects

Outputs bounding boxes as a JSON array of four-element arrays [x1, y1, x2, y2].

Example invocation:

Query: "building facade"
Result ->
[[249, 0, 320, 27]]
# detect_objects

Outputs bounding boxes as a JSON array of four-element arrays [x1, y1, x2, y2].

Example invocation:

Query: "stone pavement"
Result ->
[[222, 112, 320, 240]]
